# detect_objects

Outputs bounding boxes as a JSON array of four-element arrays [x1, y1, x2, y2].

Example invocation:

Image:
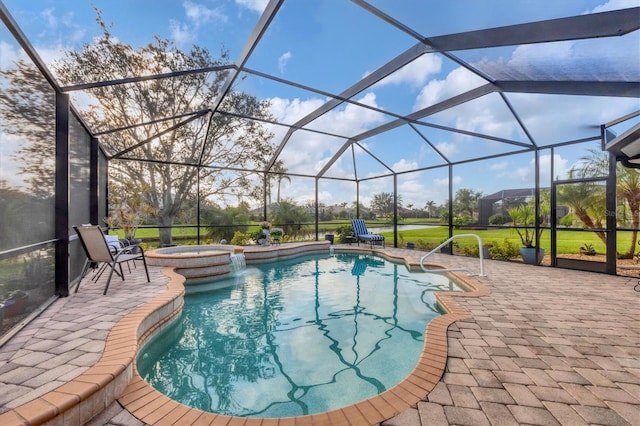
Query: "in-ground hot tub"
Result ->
[[145, 245, 244, 281]]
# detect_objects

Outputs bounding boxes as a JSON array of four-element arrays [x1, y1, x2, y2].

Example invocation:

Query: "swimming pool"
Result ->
[[137, 252, 465, 418]]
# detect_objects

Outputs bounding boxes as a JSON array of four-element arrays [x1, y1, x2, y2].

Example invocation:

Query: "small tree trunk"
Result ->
[[157, 214, 175, 246]]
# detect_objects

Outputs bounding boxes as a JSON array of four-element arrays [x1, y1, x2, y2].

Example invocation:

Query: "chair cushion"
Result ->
[[104, 235, 122, 252]]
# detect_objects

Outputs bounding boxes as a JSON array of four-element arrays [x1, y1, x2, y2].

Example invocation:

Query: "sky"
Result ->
[[1, 0, 639, 209]]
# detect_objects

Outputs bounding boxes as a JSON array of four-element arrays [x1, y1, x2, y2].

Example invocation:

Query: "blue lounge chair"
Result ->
[[351, 218, 385, 248]]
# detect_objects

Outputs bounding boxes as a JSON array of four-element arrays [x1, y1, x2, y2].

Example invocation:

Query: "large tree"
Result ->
[[370, 192, 402, 218], [55, 13, 275, 245], [453, 188, 482, 218]]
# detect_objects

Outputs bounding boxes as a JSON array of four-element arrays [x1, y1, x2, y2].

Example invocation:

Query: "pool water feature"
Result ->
[[137, 252, 465, 418], [229, 252, 246, 272]]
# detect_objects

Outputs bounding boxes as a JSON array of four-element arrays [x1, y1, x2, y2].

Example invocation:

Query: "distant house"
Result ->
[[478, 188, 534, 225], [478, 188, 568, 225]]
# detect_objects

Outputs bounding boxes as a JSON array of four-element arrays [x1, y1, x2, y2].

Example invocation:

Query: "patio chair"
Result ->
[[74, 225, 150, 295], [351, 218, 385, 248]]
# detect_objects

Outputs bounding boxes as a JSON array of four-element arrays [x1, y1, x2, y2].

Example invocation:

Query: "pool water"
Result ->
[[137, 252, 464, 418]]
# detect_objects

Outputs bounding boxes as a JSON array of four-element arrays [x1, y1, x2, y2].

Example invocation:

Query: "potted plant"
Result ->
[[271, 228, 284, 245], [105, 182, 156, 250], [481, 242, 493, 259], [508, 198, 548, 265], [439, 239, 458, 254], [258, 221, 271, 245]]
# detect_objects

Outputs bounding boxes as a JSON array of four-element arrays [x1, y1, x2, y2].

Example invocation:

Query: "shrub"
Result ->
[[415, 239, 436, 251], [230, 231, 252, 246], [453, 214, 473, 226], [461, 244, 479, 257], [559, 213, 574, 227], [488, 213, 508, 225], [335, 224, 354, 243], [488, 239, 520, 260]]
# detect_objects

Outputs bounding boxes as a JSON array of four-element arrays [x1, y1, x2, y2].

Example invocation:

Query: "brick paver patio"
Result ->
[[0, 245, 638, 425]]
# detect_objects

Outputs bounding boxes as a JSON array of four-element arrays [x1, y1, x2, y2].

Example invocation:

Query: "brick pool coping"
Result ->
[[0, 243, 490, 425]]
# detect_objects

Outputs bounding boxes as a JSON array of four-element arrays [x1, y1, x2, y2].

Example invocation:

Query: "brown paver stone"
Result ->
[[382, 407, 420, 426], [469, 368, 503, 388], [417, 402, 448, 426], [470, 386, 515, 404], [448, 384, 480, 409], [443, 406, 490, 426], [479, 401, 519, 426], [503, 383, 544, 408], [528, 386, 579, 404], [541, 401, 588, 425], [425, 382, 453, 406], [508, 405, 562, 426], [606, 401, 640, 425], [572, 404, 633, 425]]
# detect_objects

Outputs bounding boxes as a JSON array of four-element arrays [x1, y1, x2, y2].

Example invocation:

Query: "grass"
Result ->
[[389, 226, 636, 255]]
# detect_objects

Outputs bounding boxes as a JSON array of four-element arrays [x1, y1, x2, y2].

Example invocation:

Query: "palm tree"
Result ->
[[276, 173, 291, 203], [267, 160, 290, 204], [425, 201, 436, 218], [567, 149, 640, 258], [557, 176, 607, 245], [612, 166, 640, 258]]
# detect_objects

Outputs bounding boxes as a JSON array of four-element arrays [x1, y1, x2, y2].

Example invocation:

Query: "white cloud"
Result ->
[[499, 154, 570, 183], [371, 54, 443, 89], [414, 66, 487, 111], [391, 159, 418, 173], [170, 20, 195, 45], [268, 96, 326, 127], [434, 175, 462, 188], [278, 51, 292, 75], [435, 141, 458, 158], [267, 92, 387, 176], [235, 0, 270, 14], [41, 8, 59, 29], [264, 94, 341, 173], [184, 1, 227, 25], [541, 154, 569, 180], [397, 173, 432, 205], [312, 92, 386, 136], [0, 41, 22, 69], [490, 161, 509, 171], [589, 0, 639, 13], [170, 1, 228, 46]]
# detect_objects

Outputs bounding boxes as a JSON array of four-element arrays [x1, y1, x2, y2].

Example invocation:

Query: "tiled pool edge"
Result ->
[[0, 245, 490, 425]]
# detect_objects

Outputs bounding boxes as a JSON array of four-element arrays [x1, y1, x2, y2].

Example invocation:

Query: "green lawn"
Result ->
[[385, 226, 636, 255], [113, 223, 636, 256]]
